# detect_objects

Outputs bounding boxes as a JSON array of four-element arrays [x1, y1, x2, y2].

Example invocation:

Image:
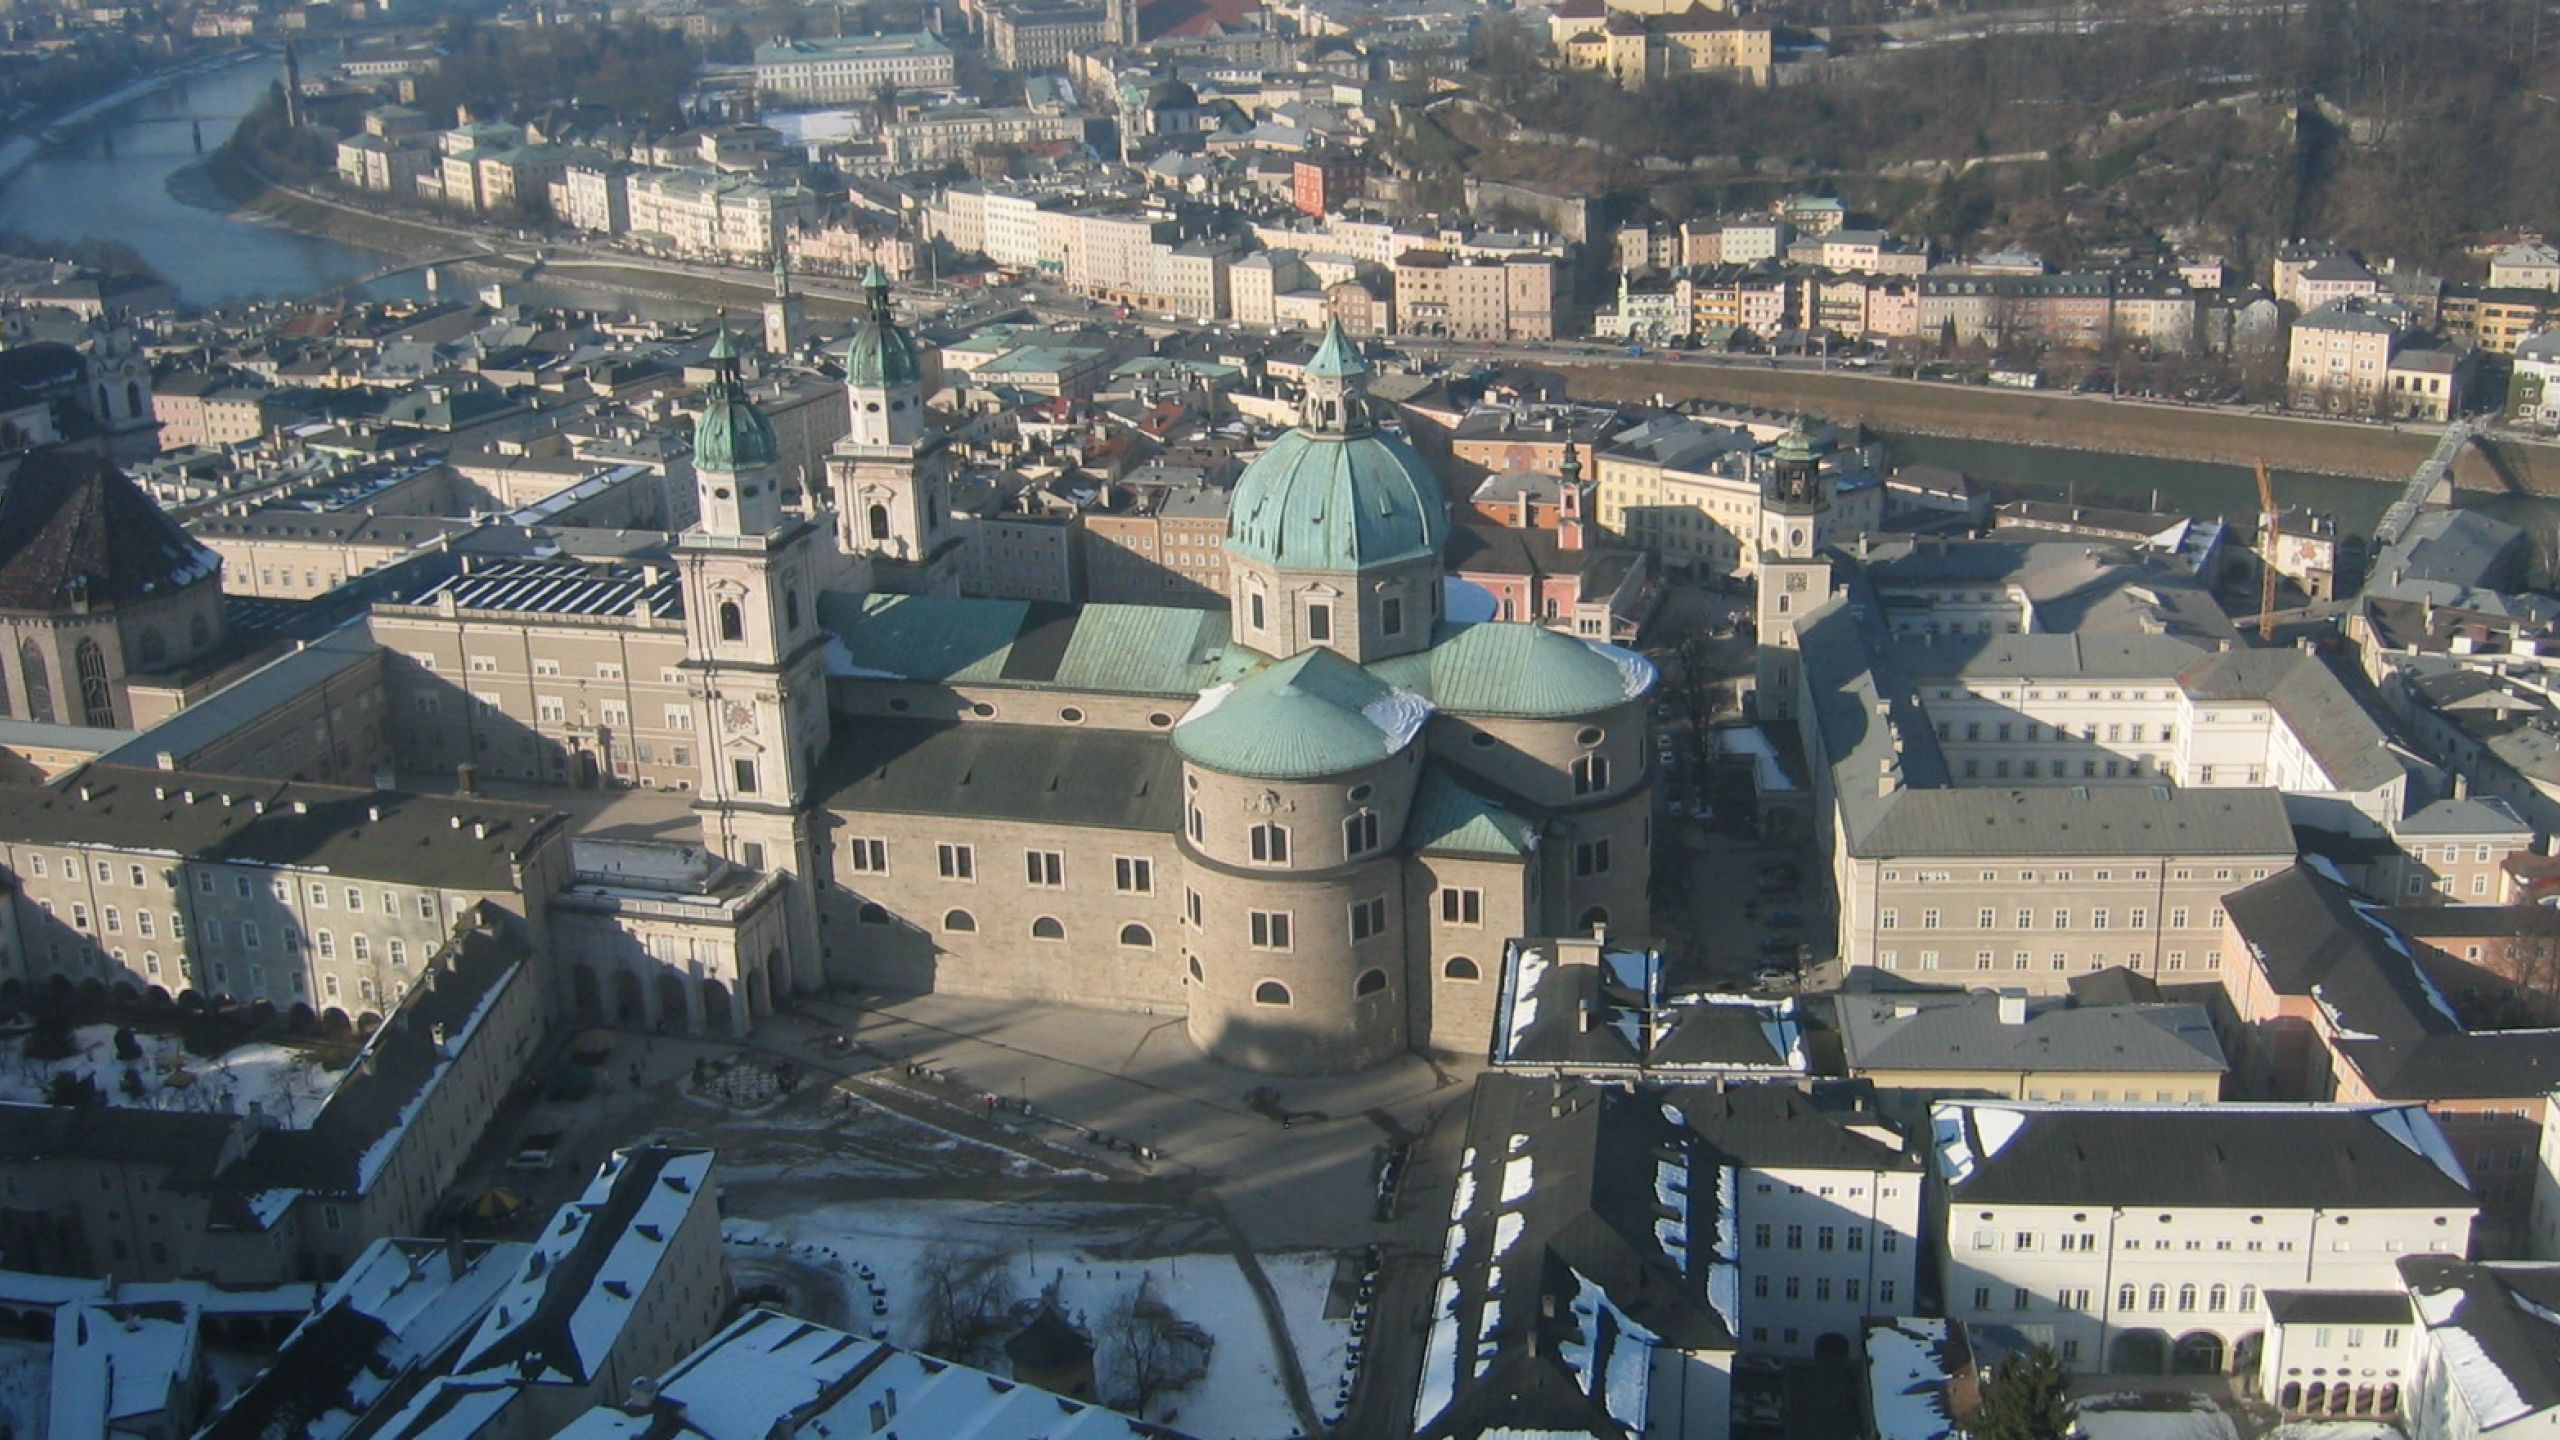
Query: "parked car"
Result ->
[[1751, 967, 1795, 991], [507, 1131, 565, 1171]]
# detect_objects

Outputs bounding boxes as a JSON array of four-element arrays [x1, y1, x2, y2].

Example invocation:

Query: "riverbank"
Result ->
[[207, 158, 885, 317], [1556, 355, 2560, 490]]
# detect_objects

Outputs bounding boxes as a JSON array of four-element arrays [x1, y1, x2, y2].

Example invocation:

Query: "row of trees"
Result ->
[[913, 1245, 1212, 1417]]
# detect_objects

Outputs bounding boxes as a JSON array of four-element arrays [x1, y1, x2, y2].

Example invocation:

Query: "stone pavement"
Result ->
[[782, 989, 1481, 1253]]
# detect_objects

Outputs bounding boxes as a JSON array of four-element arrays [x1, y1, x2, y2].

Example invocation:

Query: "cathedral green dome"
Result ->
[[693, 330, 779, 474], [844, 262, 923, 389], [1226, 428, 1444, 571], [1228, 322, 1443, 572]]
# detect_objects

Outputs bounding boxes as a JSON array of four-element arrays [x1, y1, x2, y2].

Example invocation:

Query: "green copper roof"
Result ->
[[1174, 648, 1430, 780], [1405, 765, 1537, 857], [1305, 317, 1368, 380], [693, 332, 779, 473], [1226, 426, 1445, 571], [1369, 621, 1653, 719], [845, 265, 922, 389], [1774, 414, 1820, 466]]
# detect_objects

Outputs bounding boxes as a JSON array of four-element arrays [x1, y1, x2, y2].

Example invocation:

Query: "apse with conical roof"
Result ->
[[1223, 317, 1447, 664], [693, 323, 783, 537]]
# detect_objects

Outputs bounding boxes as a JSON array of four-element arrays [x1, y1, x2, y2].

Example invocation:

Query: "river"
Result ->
[[1879, 431, 2560, 545], [0, 49, 701, 316]]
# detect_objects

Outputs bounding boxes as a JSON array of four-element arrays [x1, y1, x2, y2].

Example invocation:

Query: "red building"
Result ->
[[1291, 150, 1363, 218]]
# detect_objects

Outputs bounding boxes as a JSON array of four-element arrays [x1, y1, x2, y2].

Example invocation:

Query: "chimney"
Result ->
[[1590, 919, 1607, 945], [443, 1231, 468, 1282], [456, 763, 478, 796], [450, 815, 463, 830], [1996, 991, 2028, 1025]]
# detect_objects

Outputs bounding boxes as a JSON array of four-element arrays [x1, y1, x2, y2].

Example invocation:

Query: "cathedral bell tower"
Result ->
[[1752, 415, 1834, 724], [826, 263, 957, 594], [676, 327, 832, 997]]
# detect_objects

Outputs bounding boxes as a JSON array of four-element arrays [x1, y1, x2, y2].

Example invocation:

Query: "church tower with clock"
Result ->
[[676, 329, 833, 997], [1752, 416, 1835, 724]]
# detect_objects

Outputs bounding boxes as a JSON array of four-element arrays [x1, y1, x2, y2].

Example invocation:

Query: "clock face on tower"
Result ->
[[722, 701, 757, 734]]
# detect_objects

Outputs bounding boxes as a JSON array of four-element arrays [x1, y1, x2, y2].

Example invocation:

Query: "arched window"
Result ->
[[1443, 956, 1479, 981], [867, 503, 891, 541], [20, 641, 50, 723], [2147, 1285, 2168, 1312], [134, 629, 163, 667], [1572, 752, 1610, 795], [2207, 1284, 2228, 1313], [2176, 1284, 2197, 1312], [717, 602, 745, 642], [1343, 810, 1379, 856], [1355, 968, 1387, 997], [942, 909, 976, 933], [1254, 980, 1291, 1006], [1249, 823, 1289, 864], [2117, 1284, 2137, 1312], [856, 903, 889, 925], [1578, 906, 1610, 931], [1119, 923, 1154, 948], [1031, 916, 1064, 940], [75, 640, 111, 727], [2238, 1285, 2257, 1313]]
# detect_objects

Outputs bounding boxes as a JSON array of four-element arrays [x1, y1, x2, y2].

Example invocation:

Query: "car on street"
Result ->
[[507, 1131, 565, 1170], [1751, 967, 1795, 990]]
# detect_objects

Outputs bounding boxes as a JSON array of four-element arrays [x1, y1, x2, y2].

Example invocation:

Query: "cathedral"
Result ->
[[663, 268, 1663, 1074]]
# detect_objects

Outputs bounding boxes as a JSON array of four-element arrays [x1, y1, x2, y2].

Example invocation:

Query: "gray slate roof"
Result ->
[[1934, 1101, 2476, 1211], [1839, 993, 2227, 1077]]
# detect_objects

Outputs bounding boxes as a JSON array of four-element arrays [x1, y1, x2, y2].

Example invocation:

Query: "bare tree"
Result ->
[[915, 1244, 1015, 1362], [2475, 902, 2560, 1028], [1672, 632, 1724, 761], [1098, 1275, 1212, 1418]]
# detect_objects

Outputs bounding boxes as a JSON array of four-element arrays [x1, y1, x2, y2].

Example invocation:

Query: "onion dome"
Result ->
[[843, 263, 922, 390], [693, 326, 779, 474]]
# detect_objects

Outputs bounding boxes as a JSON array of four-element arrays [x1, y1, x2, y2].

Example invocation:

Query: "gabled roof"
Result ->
[[453, 1147, 717, 1387], [0, 449, 221, 610], [1933, 1100, 2476, 1211], [1838, 992, 2226, 1077]]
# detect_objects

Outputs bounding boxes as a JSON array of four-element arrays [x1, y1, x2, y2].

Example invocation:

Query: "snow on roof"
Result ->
[[454, 1148, 717, 1388], [200, 1238, 528, 1440], [553, 1309, 1167, 1439], [1558, 1267, 1656, 1434], [1361, 684, 1437, 751], [1587, 639, 1658, 702], [1865, 1318, 1963, 1440], [51, 1299, 199, 1440]]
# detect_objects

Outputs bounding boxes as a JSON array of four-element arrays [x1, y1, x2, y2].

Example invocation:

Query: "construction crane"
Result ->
[[2256, 457, 2280, 643]]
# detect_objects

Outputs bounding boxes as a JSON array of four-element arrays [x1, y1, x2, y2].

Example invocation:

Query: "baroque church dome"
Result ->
[[842, 263, 923, 390], [692, 328, 779, 474], [1225, 320, 1444, 572]]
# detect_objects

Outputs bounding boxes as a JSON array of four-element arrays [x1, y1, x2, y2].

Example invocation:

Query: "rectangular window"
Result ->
[[1306, 603, 1331, 641], [849, 839, 888, 873], [1350, 896, 1388, 940], [1249, 911, 1292, 949], [1382, 596, 1403, 635], [1574, 839, 1610, 876], [1115, 857, 1154, 894], [937, 843, 974, 880], [1441, 888, 1482, 925], [732, 758, 758, 793], [1026, 851, 1064, 887]]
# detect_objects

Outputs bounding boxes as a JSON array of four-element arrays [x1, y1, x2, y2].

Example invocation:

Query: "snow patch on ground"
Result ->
[[2264, 1423, 2403, 1440], [2077, 1394, 2242, 1440], [721, 1200, 1323, 1440], [0, 1025, 345, 1122]]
